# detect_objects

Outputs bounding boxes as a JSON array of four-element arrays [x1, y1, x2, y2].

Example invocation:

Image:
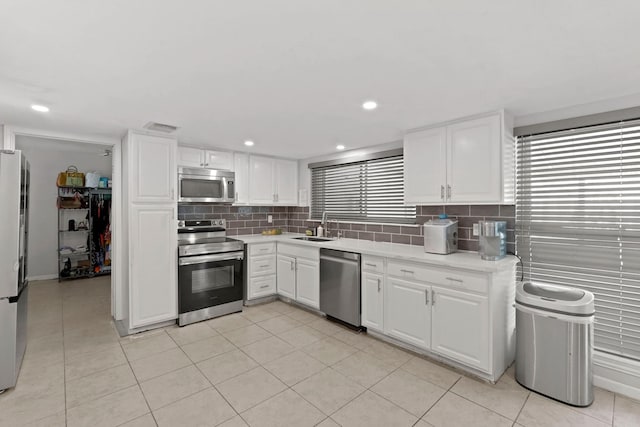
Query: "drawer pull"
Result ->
[[259, 284, 269, 289], [260, 264, 269, 268], [259, 248, 269, 252], [400, 269, 414, 274], [365, 263, 377, 268], [446, 277, 463, 283]]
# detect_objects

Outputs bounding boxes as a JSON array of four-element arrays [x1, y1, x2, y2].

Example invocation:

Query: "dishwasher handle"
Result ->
[[320, 254, 360, 266], [320, 249, 360, 262]]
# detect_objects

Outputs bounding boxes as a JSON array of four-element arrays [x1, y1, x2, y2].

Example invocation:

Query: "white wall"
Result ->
[[16, 136, 112, 279]]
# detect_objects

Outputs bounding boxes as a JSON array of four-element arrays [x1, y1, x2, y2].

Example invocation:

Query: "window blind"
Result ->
[[516, 118, 640, 360], [310, 154, 415, 223]]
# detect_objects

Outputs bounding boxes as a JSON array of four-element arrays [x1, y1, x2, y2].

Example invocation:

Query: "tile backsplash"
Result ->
[[288, 205, 515, 253], [179, 204, 515, 253], [177, 205, 290, 236]]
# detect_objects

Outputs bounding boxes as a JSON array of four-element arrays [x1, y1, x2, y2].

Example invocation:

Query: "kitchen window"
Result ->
[[516, 118, 640, 361], [309, 149, 416, 224]]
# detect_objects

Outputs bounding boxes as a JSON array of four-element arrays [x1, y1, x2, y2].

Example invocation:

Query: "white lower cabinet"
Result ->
[[431, 286, 489, 371], [295, 258, 320, 309], [361, 271, 384, 332], [276, 244, 320, 309], [245, 242, 320, 309], [247, 243, 277, 300], [276, 254, 296, 299], [249, 275, 276, 299], [129, 205, 177, 328], [385, 277, 431, 350], [366, 257, 514, 381]]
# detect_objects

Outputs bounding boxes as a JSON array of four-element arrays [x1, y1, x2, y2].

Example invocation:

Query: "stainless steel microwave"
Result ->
[[178, 167, 235, 203]]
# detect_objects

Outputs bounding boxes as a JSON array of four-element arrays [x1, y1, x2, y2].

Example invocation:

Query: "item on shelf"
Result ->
[[99, 177, 109, 188], [58, 187, 112, 281], [56, 165, 85, 187], [85, 172, 100, 188], [261, 228, 282, 236], [60, 258, 72, 278]]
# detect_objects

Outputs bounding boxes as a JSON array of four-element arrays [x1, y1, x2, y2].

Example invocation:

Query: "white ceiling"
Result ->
[[1, 1, 640, 159]]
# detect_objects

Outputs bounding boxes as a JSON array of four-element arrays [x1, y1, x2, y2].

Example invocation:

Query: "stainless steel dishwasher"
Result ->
[[319, 248, 361, 329]]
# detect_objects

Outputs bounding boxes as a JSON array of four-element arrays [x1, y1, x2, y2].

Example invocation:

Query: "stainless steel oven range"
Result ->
[[177, 219, 244, 326]]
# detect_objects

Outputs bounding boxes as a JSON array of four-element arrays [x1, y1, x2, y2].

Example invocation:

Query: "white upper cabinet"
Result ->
[[128, 131, 177, 204], [274, 159, 298, 205], [233, 152, 250, 204], [404, 127, 447, 204], [404, 111, 514, 205], [447, 115, 501, 203], [177, 146, 204, 168], [249, 155, 298, 205], [249, 156, 276, 204], [203, 150, 234, 170], [177, 146, 233, 170]]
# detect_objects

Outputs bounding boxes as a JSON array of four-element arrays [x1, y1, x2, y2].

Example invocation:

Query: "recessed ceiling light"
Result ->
[[31, 104, 49, 113], [362, 101, 377, 111], [244, 140, 254, 147], [336, 145, 345, 150]]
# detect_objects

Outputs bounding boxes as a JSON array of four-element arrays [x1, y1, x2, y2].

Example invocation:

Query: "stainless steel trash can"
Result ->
[[515, 281, 595, 407]]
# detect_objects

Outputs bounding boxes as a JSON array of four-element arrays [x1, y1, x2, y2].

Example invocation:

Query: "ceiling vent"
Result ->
[[143, 121, 179, 133]]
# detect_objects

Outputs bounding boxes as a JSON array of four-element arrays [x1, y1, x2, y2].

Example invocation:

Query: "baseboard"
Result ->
[[594, 351, 640, 400], [27, 274, 58, 281]]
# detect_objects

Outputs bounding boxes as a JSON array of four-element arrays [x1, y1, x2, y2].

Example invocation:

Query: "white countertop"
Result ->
[[235, 233, 518, 273]]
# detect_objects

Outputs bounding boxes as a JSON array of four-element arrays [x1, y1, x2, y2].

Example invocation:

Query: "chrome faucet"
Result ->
[[321, 211, 328, 226]]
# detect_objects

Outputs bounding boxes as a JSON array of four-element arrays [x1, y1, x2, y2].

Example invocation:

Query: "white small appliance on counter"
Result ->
[[423, 215, 458, 254]]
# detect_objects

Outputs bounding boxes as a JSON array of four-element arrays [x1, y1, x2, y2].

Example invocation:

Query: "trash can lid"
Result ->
[[516, 281, 595, 316]]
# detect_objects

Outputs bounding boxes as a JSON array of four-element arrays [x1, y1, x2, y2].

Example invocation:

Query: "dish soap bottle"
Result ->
[[316, 224, 324, 237]]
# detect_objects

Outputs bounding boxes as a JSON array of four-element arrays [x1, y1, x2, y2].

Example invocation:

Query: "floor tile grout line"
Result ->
[[513, 392, 530, 425], [187, 335, 244, 425], [118, 337, 158, 426], [61, 285, 69, 427]]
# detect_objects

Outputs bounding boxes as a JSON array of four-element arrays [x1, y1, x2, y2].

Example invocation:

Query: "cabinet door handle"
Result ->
[[365, 263, 377, 268], [200, 163, 204, 167], [400, 269, 414, 275], [425, 289, 429, 305], [259, 284, 269, 289], [171, 189, 175, 200], [235, 192, 238, 201], [447, 184, 452, 200], [205, 163, 209, 166], [290, 260, 294, 271], [440, 185, 445, 200], [446, 277, 463, 283], [377, 278, 381, 292], [432, 289, 436, 306]]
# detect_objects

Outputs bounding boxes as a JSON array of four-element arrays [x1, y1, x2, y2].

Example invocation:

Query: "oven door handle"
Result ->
[[179, 251, 244, 266]]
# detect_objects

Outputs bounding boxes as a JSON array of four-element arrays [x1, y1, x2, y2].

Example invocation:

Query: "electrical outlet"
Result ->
[[473, 223, 479, 236], [267, 215, 273, 223]]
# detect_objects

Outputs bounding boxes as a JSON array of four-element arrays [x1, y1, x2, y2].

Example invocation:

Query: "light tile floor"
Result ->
[[2, 277, 640, 426]]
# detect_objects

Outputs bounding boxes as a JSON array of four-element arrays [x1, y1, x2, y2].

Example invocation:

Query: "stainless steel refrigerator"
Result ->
[[0, 150, 30, 392]]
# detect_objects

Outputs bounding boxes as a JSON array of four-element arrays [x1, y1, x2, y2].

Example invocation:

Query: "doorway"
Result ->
[[10, 130, 123, 324]]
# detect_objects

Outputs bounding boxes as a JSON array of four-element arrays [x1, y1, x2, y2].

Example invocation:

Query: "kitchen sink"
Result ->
[[293, 236, 333, 242]]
